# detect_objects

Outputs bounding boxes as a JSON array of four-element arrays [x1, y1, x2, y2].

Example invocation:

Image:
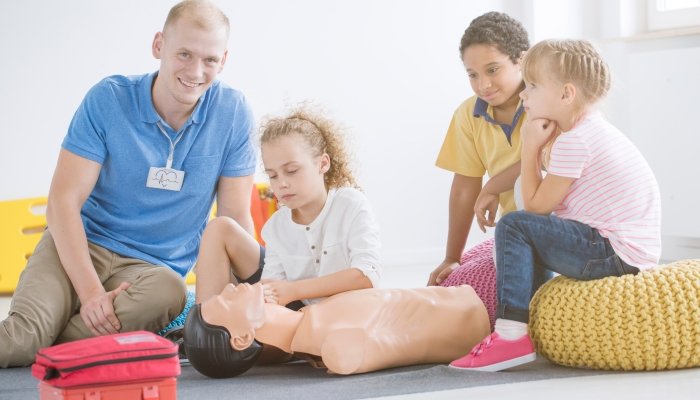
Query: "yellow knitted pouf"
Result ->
[[528, 259, 700, 370]]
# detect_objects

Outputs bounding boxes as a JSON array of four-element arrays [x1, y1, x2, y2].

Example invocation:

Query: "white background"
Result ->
[[1, 0, 698, 265]]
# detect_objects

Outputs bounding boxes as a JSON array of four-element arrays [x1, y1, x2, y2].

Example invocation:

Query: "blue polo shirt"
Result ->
[[61, 72, 256, 277]]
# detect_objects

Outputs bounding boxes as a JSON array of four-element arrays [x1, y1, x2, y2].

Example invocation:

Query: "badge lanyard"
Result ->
[[156, 121, 187, 169], [145, 122, 188, 191]]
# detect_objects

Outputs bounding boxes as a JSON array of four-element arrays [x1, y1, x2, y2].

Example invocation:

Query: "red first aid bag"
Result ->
[[32, 331, 180, 388]]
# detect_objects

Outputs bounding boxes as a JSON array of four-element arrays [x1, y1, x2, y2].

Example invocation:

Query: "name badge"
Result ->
[[146, 167, 185, 191]]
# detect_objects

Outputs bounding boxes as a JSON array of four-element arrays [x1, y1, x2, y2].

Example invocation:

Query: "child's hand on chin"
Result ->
[[261, 279, 296, 306], [522, 118, 557, 150]]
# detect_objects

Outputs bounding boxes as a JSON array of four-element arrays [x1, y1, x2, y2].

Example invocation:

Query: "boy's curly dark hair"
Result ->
[[459, 12, 530, 64]]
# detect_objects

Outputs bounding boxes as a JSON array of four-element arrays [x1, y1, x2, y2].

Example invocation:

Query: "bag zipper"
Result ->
[[39, 344, 177, 364], [43, 352, 178, 380]]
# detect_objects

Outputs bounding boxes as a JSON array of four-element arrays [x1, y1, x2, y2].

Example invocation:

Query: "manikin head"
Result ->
[[183, 283, 266, 378]]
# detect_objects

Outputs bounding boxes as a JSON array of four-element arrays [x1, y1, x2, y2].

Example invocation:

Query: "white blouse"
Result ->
[[261, 187, 382, 305]]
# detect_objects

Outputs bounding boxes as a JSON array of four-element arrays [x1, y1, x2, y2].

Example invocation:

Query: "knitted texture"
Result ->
[[529, 259, 700, 371], [159, 291, 195, 336], [441, 238, 497, 330]]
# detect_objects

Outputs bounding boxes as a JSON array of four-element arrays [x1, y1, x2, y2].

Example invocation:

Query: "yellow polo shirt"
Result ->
[[436, 95, 525, 215]]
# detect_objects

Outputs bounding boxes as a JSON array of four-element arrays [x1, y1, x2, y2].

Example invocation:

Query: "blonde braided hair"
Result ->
[[522, 39, 611, 167]]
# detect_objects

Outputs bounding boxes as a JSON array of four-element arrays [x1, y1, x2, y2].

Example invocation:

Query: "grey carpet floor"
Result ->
[[1, 358, 617, 399]]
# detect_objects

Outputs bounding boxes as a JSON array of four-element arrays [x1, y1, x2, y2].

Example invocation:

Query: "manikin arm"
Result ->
[[311, 285, 491, 375]]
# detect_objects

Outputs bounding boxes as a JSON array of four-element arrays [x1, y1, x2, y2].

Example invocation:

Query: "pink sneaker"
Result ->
[[449, 333, 536, 372]]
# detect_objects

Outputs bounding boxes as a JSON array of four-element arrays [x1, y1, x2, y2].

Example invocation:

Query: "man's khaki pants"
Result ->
[[0, 229, 187, 367]]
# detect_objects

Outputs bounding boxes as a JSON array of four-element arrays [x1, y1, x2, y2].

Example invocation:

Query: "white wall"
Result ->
[[3, 0, 697, 266], [502, 0, 600, 44], [0, 0, 502, 267]]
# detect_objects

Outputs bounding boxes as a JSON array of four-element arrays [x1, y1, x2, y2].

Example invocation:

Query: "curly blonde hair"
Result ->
[[260, 102, 360, 191], [522, 39, 611, 168]]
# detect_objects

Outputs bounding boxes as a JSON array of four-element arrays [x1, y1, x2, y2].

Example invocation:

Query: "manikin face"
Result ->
[[151, 17, 228, 107], [201, 283, 266, 350], [262, 133, 330, 210], [462, 44, 524, 107]]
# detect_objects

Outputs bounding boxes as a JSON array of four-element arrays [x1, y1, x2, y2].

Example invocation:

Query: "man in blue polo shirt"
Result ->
[[0, 0, 257, 367]]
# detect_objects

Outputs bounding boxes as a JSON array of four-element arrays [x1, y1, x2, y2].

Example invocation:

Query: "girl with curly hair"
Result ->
[[195, 103, 381, 310]]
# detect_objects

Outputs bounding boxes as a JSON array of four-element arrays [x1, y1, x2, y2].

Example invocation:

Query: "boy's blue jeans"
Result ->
[[495, 211, 640, 323]]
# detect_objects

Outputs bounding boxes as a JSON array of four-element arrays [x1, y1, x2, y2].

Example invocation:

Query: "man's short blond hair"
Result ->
[[163, 0, 230, 38]]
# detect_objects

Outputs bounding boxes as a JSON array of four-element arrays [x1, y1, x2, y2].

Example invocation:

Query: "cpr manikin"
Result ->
[[184, 283, 490, 377]]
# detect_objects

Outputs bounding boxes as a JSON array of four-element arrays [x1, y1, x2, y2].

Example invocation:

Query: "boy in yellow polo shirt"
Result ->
[[428, 12, 530, 286]]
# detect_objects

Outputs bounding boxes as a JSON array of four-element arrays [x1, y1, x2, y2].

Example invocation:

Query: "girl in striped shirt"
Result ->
[[451, 39, 661, 372]]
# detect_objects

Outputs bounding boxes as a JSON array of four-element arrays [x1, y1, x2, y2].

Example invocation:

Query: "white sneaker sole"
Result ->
[[449, 352, 537, 372]]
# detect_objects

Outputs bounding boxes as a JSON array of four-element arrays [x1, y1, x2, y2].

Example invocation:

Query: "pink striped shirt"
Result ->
[[547, 112, 661, 270]]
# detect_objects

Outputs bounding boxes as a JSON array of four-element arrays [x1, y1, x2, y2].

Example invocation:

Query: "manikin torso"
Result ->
[[266, 286, 489, 374]]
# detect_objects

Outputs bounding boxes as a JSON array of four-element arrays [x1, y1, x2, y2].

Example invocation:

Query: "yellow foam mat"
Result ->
[[0, 197, 48, 293]]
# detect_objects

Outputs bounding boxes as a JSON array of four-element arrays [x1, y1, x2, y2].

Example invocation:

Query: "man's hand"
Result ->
[[521, 118, 557, 150], [427, 258, 461, 286], [79, 282, 131, 337], [261, 279, 297, 306], [474, 190, 499, 233]]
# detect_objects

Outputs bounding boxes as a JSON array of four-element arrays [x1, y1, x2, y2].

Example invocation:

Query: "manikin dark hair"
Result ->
[[183, 304, 263, 378]]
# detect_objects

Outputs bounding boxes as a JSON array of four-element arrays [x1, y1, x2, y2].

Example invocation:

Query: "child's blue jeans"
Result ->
[[495, 211, 640, 323]]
